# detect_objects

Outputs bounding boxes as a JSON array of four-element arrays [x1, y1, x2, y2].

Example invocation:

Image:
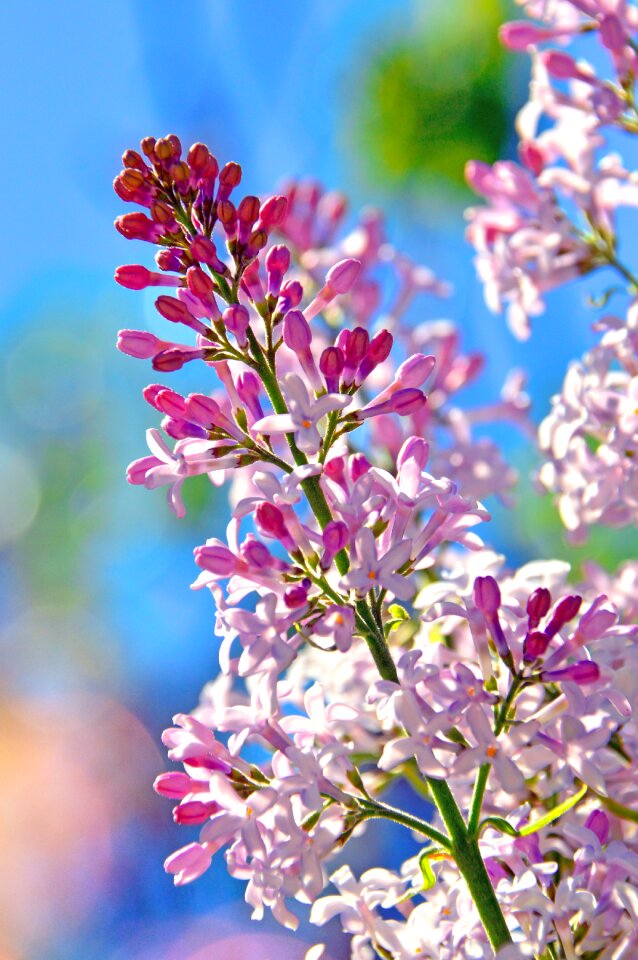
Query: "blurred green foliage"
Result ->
[[352, 0, 512, 191]]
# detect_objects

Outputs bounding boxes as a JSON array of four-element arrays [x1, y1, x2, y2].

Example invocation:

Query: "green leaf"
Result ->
[[478, 816, 520, 838], [419, 850, 437, 891]]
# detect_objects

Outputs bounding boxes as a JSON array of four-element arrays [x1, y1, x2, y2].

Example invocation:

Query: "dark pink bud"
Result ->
[[156, 388, 188, 418], [265, 244, 291, 297], [188, 142, 217, 179], [143, 383, 170, 409], [154, 771, 196, 799], [173, 800, 220, 825], [241, 538, 275, 570], [186, 394, 221, 427], [284, 581, 311, 609], [241, 258, 265, 303], [520, 141, 546, 177], [162, 416, 208, 441], [522, 630, 551, 664], [152, 347, 205, 372], [244, 228, 268, 258], [156, 247, 187, 272], [186, 265, 214, 299], [322, 521, 348, 553], [217, 200, 237, 237], [387, 388, 427, 416], [542, 50, 582, 80], [324, 456, 345, 484], [584, 810, 609, 845], [115, 212, 163, 242], [320, 346, 345, 393], [599, 15, 626, 54], [545, 595, 582, 639], [237, 195, 261, 243], [498, 21, 553, 50], [190, 235, 227, 274], [236, 372, 263, 419], [115, 264, 178, 290], [357, 329, 393, 382], [527, 587, 551, 629], [351, 453, 371, 481], [541, 661, 600, 685], [155, 295, 194, 325], [344, 328, 369, 366], [223, 305, 250, 347], [194, 544, 240, 576], [283, 310, 312, 351], [258, 195, 288, 230], [325, 258, 361, 294], [217, 161, 242, 202], [254, 502, 292, 547], [277, 279, 303, 313], [473, 576, 501, 616]]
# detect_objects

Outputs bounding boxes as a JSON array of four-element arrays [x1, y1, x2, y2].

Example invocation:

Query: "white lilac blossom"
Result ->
[[113, 23, 638, 956]]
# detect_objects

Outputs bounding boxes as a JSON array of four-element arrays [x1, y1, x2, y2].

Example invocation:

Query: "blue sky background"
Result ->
[[1, 3, 634, 958]]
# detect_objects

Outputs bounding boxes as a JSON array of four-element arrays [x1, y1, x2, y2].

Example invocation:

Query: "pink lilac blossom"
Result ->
[[113, 27, 638, 953]]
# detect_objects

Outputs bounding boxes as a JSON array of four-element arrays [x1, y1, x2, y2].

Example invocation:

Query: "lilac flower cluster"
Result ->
[[466, 0, 638, 541], [113, 7, 638, 955]]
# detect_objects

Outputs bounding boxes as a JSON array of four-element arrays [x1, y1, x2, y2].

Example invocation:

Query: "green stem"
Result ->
[[360, 798, 451, 849], [452, 835, 512, 951]]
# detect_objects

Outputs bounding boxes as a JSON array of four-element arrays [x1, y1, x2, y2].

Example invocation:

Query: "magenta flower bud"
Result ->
[[217, 161, 242, 202], [325, 258, 361, 295], [258, 195, 288, 230], [115, 212, 163, 242], [156, 388, 188, 418], [519, 141, 545, 177], [277, 279, 303, 314], [241, 538, 275, 570], [236, 372, 263, 420], [283, 310, 312, 351], [542, 50, 582, 80], [155, 295, 195, 325], [473, 576, 501, 616], [397, 436, 429, 471], [190, 235, 227, 275], [498, 21, 553, 50], [143, 383, 170, 409], [186, 265, 214, 299], [599, 15, 626, 54], [223, 305, 250, 347], [522, 630, 551, 664], [320, 346, 345, 393], [254, 502, 292, 547], [194, 544, 240, 576], [217, 200, 237, 238], [186, 394, 221, 426], [321, 520, 348, 569], [345, 328, 370, 365], [244, 228, 268, 259], [153, 771, 196, 799], [173, 800, 220, 826], [117, 329, 165, 359], [387, 388, 427, 415], [545, 595, 582, 639], [265, 244, 291, 297], [324, 456, 345, 484], [240, 258, 265, 304], [584, 810, 610, 845], [356, 329, 394, 382], [526, 587, 551, 629], [115, 264, 180, 290], [351, 453, 371, 481], [156, 247, 186, 272], [153, 347, 206, 372], [188, 142, 217, 178], [284, 581, 310, 609], [540, 660, 600, 685], [237, 195, 261, 243], [162, 416, 208, 441]]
